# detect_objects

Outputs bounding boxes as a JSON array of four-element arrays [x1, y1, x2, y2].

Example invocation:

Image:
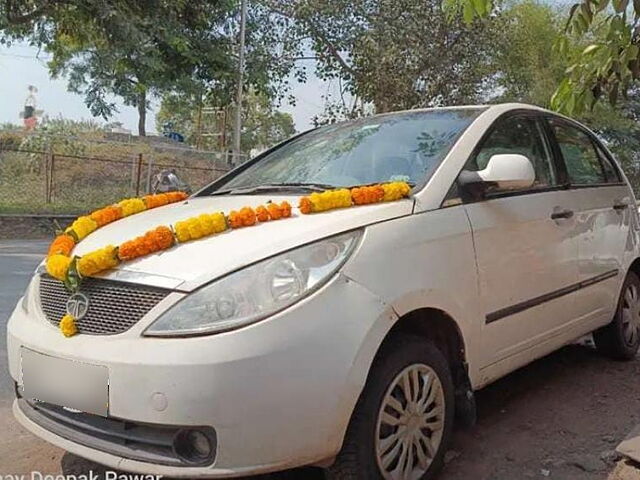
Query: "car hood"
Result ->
[[70, 195, 414, 291]]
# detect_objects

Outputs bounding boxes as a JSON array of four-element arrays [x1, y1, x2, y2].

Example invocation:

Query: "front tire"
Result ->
[[594, 271, 640, 360], [326, 335, 454, 480]]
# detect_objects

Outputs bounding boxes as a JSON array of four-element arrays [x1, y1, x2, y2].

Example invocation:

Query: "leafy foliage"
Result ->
[[1, 1, 299, 138], [487, 1, 574, 106], [156, 89, 295, 153], [545, 0, 640, 115], [262, 0, 498, 115]]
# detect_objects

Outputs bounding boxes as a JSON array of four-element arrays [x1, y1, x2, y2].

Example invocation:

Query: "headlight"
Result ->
[[144, 229, 363, 337]]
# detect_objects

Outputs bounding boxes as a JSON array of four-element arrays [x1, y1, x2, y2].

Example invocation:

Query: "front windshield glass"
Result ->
[[217, 108, 484, 191]]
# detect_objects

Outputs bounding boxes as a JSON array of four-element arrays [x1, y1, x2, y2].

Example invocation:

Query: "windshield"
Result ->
[[214, 108, 484, 191]]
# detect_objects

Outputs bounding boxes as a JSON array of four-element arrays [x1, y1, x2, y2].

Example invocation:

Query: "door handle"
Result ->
[[613, 201, 629, 211], [551, 208, 574, 220]]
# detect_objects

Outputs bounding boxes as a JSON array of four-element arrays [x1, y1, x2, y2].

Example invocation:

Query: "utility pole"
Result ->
[[232, 0, 248, 163]]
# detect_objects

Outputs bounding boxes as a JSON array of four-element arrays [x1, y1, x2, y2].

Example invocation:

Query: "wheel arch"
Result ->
[[377, 307, 468, 374], [371, 307, 476, 427], [627, 257, 640, 280]]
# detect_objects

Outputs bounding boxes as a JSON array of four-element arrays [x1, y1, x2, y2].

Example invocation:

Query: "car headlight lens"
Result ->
[[144, 229, 363, 337]]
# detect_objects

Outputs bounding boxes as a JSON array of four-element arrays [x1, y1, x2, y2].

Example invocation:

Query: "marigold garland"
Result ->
[[65, 216, 98, 241], [43, 183, 410, 337], [119, 226, 175, 260], [256, 205, 270, 222], [142, 193, 180, 209], [298, 181, 410, 214], [119, 198, 147, 217], [59, 314, 78, 337], [90, 205, 122, 227], [165, 191, 189, 203], [77, 245, 119, 277], [267, 201, 292, 219], [351, 185, 385, 205], [46, 254, 73, 281], [299, 189, 352, 214], [48, 234, 75, 257], [174, 213, 227, 243], [229, 207, 256, 228], [382, 181, 412, 202]]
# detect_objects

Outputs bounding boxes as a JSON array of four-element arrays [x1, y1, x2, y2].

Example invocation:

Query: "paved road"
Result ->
[[2, 240, 640, 479]]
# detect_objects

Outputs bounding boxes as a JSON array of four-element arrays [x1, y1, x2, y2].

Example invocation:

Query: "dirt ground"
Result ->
[[3, 342, 640, 480]]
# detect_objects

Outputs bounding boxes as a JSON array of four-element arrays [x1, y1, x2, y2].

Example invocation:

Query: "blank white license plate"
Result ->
[[21, 348, 109, 416]]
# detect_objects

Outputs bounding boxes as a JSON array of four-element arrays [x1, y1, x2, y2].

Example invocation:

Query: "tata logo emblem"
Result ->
[[66, 293, 90, 320]]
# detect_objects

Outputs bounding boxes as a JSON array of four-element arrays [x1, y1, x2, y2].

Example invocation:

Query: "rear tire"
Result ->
[[326, 335, 454, 480], [594, 271, 640, 360]]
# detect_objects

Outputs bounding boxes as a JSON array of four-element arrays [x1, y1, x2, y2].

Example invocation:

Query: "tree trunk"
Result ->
[[137, 90, 146, 137]]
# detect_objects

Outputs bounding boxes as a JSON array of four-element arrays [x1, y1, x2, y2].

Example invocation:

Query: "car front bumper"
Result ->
[[7, 274, 396, 477]]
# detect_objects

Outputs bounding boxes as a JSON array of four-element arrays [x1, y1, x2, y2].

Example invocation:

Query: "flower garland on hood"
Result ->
[[45, 181, 411, 337]]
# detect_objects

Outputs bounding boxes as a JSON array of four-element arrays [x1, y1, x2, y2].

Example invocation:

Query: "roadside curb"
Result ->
[[0, 213, 76, 239], [610, 426, 640, 479]]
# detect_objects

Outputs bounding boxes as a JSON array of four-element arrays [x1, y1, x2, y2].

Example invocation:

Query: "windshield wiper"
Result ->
[[210, 182, 339, 196]]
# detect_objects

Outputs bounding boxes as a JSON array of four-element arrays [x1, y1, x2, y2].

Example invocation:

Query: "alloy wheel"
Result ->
[[622, 282, 640, 346], [374, 363, 446, 480]]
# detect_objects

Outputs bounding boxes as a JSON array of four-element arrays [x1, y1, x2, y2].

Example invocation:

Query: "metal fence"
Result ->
[[0, 146, 237, 214]]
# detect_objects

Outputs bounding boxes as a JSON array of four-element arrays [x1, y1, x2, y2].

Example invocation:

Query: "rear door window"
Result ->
[[549, 120, 606, 185], [594, 143, 621, 183]]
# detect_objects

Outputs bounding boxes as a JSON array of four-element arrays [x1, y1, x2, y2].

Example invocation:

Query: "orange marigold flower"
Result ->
[[298, 197, 313, 215], [280, 201, 292, 218], [351, 185, 384, 205], [266, 201, 292, 219], [228, 207, 256, 228], [165, 191, 188, 203], [48, 234, 75, 257], [90, 205, 122, 227], [118, 226, 175, 260], [256, 205, 271, 222], [142, 193, 170, 209]]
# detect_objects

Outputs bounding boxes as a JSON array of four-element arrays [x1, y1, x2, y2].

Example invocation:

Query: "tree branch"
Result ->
[[5, 0, 57, 25]]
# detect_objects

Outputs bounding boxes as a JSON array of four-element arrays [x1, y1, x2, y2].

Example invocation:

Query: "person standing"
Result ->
[[23, 85, 38, 131]]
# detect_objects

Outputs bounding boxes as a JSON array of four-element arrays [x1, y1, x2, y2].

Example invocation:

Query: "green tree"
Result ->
[[549, 0, 640, 115], [156, 89, 296, 152], [1, 1, 300, 137], [488, 1, 571, 106], [262, 0, 498, 116], [2, 1, 236, 136]]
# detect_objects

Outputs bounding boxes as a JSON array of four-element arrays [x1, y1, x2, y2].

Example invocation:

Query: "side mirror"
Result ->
[[459, 154, 535, 191]]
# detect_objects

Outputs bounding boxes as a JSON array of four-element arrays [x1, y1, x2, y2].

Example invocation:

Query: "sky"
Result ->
[[0, 43, 333, 134]]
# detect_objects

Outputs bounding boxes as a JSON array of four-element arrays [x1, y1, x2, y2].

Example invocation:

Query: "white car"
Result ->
[[7, 103, 640, 480]]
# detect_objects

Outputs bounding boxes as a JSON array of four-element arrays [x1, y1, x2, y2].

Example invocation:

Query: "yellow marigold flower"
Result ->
[[77, 245, 119, 277], [65, 216, 98, 241], [305, 189, 352, 213], [118, 198, 147, 217], [46, 254, 72, 281], [59, 314, 78, 337], [381, 181, 411, 202], [174, 212, 227, 243]]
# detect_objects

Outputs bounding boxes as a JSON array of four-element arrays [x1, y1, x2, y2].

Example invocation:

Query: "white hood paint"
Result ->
[[73, 195, 414, 291]]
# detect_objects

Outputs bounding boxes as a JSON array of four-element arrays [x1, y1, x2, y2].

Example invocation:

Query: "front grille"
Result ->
[[39, 274, 171, 335], [18, 397, 217, 467]]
